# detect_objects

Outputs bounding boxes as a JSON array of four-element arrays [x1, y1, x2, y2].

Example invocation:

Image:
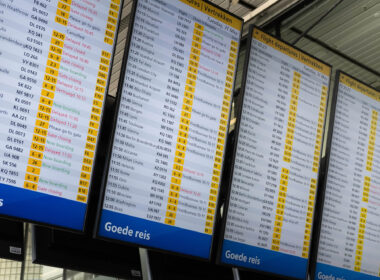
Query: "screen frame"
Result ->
[[94, 0, 243, 261], [309, 70, 380, 280], [0, 218, 24, 262], [32, 225, 142, 279], [0, 0, 125, 233], [216, 25, 332, 280], [148, 250, 235, 280]]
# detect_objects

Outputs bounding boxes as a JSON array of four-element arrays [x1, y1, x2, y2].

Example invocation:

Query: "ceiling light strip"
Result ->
[[243, 0, 281, 22]]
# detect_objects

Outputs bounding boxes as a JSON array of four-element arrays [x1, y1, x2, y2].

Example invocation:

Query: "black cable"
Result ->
[[292, 0, 345, 45], [290, 27, 380, 78]]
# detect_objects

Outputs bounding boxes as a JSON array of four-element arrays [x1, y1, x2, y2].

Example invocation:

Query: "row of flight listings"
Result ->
[[0, 0, 379, 279]]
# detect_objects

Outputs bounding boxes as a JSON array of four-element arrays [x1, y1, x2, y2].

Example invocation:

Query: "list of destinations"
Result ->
[[220, 28, 331, 279], [315, 73, 380, 280], [0, 0, 121, 230], [97, 0, 242, 258]]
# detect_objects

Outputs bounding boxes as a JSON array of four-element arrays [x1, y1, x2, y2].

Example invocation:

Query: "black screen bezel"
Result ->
[[94, 0, 244, 261], [0, 218, 24, 262], [309, 70, 380, 279], [32, 225, 142, 278], [0, 0, 125, 233], [216, 25, 333, 280]]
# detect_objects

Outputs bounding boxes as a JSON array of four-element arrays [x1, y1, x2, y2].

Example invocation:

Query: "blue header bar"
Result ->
[[315, 263, 380, 280]]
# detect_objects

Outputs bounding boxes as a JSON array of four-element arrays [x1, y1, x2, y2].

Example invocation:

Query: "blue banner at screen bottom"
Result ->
[[0, 183, 85, 230], [315, 263, 379, 280], [221, 240, 307, 279], [98, 210, 212, 258]]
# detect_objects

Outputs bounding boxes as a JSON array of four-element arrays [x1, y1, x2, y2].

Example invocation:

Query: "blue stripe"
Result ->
[[220, 239, 307, 279], [315, 262, 380, 280], [98, 209, 212, 258], [0, 183, 85, 230]]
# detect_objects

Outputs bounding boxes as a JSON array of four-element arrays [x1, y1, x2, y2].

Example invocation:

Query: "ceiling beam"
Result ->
[[290, 27, 380, 79], [243, 0, 281, 22], [238, 0, 257, 10]]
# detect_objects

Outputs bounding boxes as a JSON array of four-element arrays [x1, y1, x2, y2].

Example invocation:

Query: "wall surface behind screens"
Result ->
[[0, 0, 122, 230], [219, 27, 331, 279], [96, 0, 242, 259], [314, 72, 380, 280]]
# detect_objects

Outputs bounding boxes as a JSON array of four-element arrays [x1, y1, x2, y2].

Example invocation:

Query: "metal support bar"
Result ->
[[290, 27, 380, 78], [243, 0, 281, 22], [292, 0, 345, 45], [232, 268, 241, 280], [20, 223, 28, 280], [139, 248, 153, 280], [238, 0, 257, 10]]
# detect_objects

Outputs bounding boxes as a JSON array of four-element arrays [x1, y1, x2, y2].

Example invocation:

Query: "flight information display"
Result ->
[[315, 72, 380, 280], [0, 0, 122, 230], [97, 0, 242, 258], [219, 27, 331, 279]]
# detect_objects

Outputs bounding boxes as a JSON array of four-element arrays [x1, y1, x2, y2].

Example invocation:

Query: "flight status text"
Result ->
[[97, 0, 242, 258], [220, 28, 330, 279]]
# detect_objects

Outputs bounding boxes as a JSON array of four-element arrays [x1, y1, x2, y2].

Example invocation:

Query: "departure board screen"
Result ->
[[97, 0, 242, 258], [0, 0, 122, 230], [219, 27, 331, 279], [315, 72, 380, 280]]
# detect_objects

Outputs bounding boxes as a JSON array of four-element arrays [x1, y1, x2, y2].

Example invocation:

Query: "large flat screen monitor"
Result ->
[[218, 26, 331, 279], [313, 71, 380, 280], [0, 0, 123, 230], [95, 0, 243, 259]]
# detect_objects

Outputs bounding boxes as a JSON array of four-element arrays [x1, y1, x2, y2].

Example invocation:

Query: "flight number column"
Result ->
[[271, 71, 301, 251], [24, 30, 65, 191], [164, 22, 204, 226], [341, 97, 368, 268], [141, 7, 179, 223], [256, 63, 289, 248], [0, 0, 51, 187]]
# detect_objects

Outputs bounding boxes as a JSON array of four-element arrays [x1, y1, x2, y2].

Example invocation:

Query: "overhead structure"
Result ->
[[108, 0, 305, 97], [279, 0, 380, 90]]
